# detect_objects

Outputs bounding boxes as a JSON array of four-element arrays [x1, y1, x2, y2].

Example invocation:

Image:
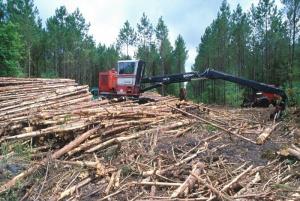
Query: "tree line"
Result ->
[[117, 14, 188, 94], [0, 0, 299, 105], [0, 0, 119, 87], [188, 0, 300, 106], [0, 0, 187, 96]]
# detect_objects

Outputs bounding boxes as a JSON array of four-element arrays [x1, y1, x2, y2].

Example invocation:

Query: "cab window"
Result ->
[[118, 62, 135, 74]]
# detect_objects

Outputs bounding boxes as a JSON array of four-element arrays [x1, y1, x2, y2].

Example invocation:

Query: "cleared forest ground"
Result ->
[[0, 77, 299, 201]]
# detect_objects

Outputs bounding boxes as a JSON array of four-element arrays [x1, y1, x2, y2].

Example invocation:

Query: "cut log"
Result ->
[[105, 172, 116, 195], [191, 172, 228, 200], [0, 120, 91, 142], [171, 162, 205, 198], [0, 126, 100, 194], [256, 123, 280, 145], [131, 181, 182, 187], [235, 172, 261, 196], [143, 146, 207, 176], [287, 147, 300, 160], [58, 177, 92, 200], [221, 165, 253, 193]]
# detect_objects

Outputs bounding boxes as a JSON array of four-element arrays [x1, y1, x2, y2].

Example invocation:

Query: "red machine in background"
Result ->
[[242, 89, 282, 108], [99, 69, 117, 93], [98, 60, 145, 98], [97, 59, 287, 116]]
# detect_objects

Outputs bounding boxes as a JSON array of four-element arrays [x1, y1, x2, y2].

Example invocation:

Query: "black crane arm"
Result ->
[[142, 72, 200, 85], [200, 69, 287, 102], [141, 72, 201, 92], [141, 69, 287, 104]]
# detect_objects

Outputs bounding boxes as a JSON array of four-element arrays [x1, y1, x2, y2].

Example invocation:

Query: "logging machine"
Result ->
[[97, 60, 287, 113]]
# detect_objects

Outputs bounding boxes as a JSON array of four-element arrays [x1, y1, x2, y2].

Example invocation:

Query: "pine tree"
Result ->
[[281, 0, 300, 87], [250, 0, 289, 84], [6, 0, 41, 77], [155, 17, 175, 95], [0, 0, 4, 21], [137, 13, 153, 48], [173, 34, 188, 88], [136, 13, 154, 76], [0, 22, 23, 76], [117, 20, 136, 58], [230, 4, 251, 105]]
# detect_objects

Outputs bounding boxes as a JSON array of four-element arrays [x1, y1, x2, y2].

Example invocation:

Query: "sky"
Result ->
[[34, 0, 281, 72]]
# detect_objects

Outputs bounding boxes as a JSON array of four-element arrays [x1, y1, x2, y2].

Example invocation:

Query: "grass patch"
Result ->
[[205, 124, 217, 132]]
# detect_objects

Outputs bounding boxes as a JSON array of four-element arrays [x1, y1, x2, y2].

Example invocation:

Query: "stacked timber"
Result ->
[[0, 77, 299, 200], [0, 77, 91, 137]]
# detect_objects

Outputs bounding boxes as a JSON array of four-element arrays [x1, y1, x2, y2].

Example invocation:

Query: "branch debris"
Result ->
[[0, 77, 299, 200]]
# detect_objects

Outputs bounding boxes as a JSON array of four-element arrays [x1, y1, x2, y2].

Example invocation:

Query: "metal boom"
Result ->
[[141, 69, 287, 104]]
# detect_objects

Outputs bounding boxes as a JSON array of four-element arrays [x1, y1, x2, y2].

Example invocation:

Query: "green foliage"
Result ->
[[0, 142, 32, 201], [137, 13, 153, 47], [25, 6, 119, 86], [206, 124, 217, 132], [136, 13, 156, 77], [0, 2, 188, 98], [1, 0, 299, 106], [287, 88, 297, 106], [192, 0, 232, 104], [191, 0, 300, 106], [0, 0, 5, 21], [154, 17, 177, 95], [155, 17, 168, 41], [121, 164, 133, 177], [6, 0, 41, 77], [281, 0, 300, 86], [173, 35, 188, 89], [134, 14, 188, 97], [0, 189, 19, 201], [1, 141, 31, 159], [0, 142, 37, 201], [288, 81, 300, 105], [225, 83, 245, 106], [117, 20, 136, 57], [0, 22, 23, 76], [272, 183, 297, 190], [41, 68, 58, 78], [0, 142, 9, 155], [13, 142, 31, 159]]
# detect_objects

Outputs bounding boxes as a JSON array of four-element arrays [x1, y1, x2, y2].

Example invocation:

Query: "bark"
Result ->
[[171, 162, 205, 198], [0, 126, 100, 194], [256, 123, 280, 145]]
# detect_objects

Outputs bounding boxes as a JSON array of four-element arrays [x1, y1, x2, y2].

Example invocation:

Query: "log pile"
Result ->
[[0, 77, 91, 137], [0, 77, 299, 200]]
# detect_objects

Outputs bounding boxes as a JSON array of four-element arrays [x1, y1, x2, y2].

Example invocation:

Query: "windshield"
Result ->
[[118, 62, 135, 74]]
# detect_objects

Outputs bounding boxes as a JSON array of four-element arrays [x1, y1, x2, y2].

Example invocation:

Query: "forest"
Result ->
[[0, 0, 299, 106]]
